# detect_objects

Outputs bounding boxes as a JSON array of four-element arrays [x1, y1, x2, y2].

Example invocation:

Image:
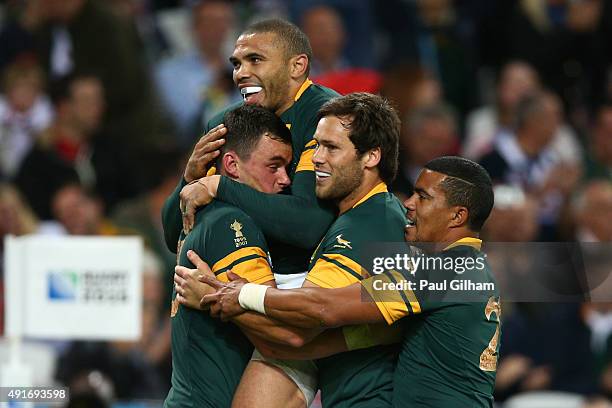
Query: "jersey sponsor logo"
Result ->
[[231, 220, 248, 248], [333, 234, 352, 250]]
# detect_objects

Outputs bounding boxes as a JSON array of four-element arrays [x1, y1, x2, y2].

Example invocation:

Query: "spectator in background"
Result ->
[[289, 0, 376, 70], [502, 0, 611, 114], [155, 0, 238, 147], [572, 180, 612, 243], [464, 61, 540, 160], [479, 91, 582, 239], [112, 149, 183, 304], [463, 60, 583, 165], [584, 104, 612, 181], [380, 64, 442, 122], [482, 184, 539, 243], [301, 5, 381, 94], [0, 58, 54, 179], [301, 5, 347, 77], [33, 0, 169, 148], [392, 103, 458, 200], [15, 73, 137, 219], [51, 183, 122, 236]]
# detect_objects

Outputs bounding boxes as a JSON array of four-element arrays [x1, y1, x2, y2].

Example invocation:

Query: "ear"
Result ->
[[289, 54, 309, 79], [449, 206, 469, 229], [363, 147, 381, 170], [222, 152, 240, 179]]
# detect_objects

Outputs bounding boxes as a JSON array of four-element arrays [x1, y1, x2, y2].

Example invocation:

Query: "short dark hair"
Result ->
[[242, 18, 313, 77], [317, 92, 400, 184], [424, 156, 494, 231], [222, 104, 292, 160]]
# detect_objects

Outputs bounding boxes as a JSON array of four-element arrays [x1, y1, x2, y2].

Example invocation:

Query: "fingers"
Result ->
[[187, 250, 210, 272], [201, 293, 220, 307], [198, 272, 224, 289], [199, 124, 227, 146], [227, 270, 241, 282]]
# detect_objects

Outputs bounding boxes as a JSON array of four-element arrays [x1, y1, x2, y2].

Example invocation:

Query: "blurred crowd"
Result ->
[[0, 0, 611, 406]]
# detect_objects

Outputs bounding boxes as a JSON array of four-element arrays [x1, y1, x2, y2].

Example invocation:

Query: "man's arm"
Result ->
[[160, 125, 227, 252], [216, 171, 335, 249]]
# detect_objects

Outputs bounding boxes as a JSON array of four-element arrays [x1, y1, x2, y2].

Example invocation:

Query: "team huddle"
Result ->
[[161, 18, 500, 408]]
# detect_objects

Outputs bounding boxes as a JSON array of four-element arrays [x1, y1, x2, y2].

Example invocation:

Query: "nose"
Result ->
[[312, 144, 324, 166], [277, 167, 291, 188], [234, 63, 251, 83], [404, 193, 417, 211]]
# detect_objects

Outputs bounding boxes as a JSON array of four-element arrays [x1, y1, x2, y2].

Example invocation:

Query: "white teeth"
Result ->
[[315, 171, 331, 178], [406, 219, 416, 227], [241, 86, 262, 96]]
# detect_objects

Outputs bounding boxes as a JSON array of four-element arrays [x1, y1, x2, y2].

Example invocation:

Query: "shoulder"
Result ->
[[294, 83, 339, 120], [325, 194, 405, 249]]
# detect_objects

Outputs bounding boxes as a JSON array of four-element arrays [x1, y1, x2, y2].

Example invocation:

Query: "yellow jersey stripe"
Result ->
[[361, 274, 410, 325], [212, 247, 268, 274], [306, 258, 362, 288], [444, 237, 482, 251], [296, 147, 315, 172], [353, 182, 388, 208], [387, 269, 421, 314], [294, 79, 313, 101], [217, 256, 273, 284]]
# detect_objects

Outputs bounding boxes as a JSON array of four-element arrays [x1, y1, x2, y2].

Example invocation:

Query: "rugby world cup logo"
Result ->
[[48, 270, 78, 300]]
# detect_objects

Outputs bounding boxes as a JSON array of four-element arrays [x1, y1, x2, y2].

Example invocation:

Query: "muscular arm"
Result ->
[[260, 283, 385, 328], [216, 171, 335, 249], [250, 328, 348, 360], [232, 312, 323, 348]]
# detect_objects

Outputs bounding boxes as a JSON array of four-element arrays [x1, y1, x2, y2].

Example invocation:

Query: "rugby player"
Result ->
[[164, 105, 298, 407], [189, 156, 500, 407], [176, 93, 406, 407], [162, 18, 340, 408]]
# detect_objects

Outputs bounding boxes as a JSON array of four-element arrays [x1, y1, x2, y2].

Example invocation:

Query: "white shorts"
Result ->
[[274, 272, 308, 289], [251, 349, 318, 407]]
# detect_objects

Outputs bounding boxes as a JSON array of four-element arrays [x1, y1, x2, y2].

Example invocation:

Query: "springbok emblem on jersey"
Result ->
[[334, 234, 352, 250]]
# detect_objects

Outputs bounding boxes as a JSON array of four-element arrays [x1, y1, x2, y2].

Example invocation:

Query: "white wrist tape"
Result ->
[[238, 283, 268, 315]]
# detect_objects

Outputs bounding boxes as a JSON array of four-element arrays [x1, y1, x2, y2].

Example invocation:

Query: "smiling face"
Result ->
[[312, 115, 364, 202], [232, 134, 292, 194], [403, 169, 455, 243], [230, 32, 293, 114]]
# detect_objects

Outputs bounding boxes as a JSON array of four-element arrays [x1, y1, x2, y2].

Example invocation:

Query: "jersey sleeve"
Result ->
[[206, 211, 274, 284], [215, 173, 335, 249], [161, 177, 188, 253], [361, 270, 423, 325], [305, 230, 369, 289]]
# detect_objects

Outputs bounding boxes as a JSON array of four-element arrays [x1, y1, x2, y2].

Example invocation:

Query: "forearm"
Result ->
[[161, 178, 187, 252], [232, 311, 322, 347], [216, 172, 335, 249], [261, 284, 383, 328], [252, 329, 348, 360]]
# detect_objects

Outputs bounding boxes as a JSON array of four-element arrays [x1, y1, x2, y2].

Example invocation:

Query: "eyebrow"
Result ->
[[414, 187, 432, 198], [268, 155, 290, 163]]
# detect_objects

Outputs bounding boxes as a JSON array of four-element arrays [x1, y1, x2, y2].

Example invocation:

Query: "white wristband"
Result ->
[[238, 283, 268, 315]]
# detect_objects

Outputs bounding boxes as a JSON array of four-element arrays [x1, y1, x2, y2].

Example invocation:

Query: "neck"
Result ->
[[337, 173, 382, 215], [275, 77, 308, 116], [55, 121, 84, 144], [433, 229, 479, 252]]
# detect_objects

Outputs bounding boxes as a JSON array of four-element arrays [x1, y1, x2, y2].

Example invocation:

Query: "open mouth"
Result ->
[[240, 86, 263, 103], [406, 217, 416, 228], [315, 170, 331, 182]]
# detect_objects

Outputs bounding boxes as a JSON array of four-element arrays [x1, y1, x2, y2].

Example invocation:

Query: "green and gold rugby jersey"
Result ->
[[161, 80, 339, 274], [306, 183, 407, 408], [362, 238, 500, 408], [164, 201, 273, 408]]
